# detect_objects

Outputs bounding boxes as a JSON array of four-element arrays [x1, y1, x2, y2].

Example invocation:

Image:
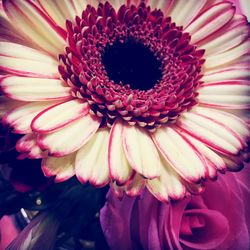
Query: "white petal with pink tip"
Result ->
[[152, 126, 206, 183], [42, 153, 76, 182], [203, 67, 250, 82], [108, 120, 133, 184], [199, 81, 250, 94], [185, 2, 235, 44], [182, 133, 226, 171], [36, 0, 67, 28], [200, 15, 249, 56], [53, 0, 77, 22], [3, 101, 59, 133], [194, 107, 250, 139], [3, 0, 66, 55], [168, 0, 206, 28], [75, 129, 109, 187], [205, 39, 250, 69], [0, 42, 59, 77], [16, 133, 45, 159], [0, 58, 59, 79], [199, 94, 250, 109], [0, 42, 58, 62], [32, 100, 89, 133], [38, 114, 101, 156], [122, 124, 160, 179], [0, 76, 71, 101], [198, 81, 250, 109], [72, 0, 88, 16], [146, 156, 186, 202], [178, 111, 244, 155]]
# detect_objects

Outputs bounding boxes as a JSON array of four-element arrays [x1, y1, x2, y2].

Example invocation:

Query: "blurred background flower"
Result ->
[[101, 166, 250, 250]]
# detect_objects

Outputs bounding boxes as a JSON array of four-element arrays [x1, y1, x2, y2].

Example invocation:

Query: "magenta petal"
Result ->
[[131, 191, 164, 249], [100, 190, 135, 250], [236, 165, 250, 234]]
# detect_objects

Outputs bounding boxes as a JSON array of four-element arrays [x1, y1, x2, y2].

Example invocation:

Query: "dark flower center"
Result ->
[[102, 39, 162, 90], [59, 2, 205, 131]]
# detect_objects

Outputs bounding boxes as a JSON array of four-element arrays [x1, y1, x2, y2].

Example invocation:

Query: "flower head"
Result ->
[[0, 0, 249, 201]]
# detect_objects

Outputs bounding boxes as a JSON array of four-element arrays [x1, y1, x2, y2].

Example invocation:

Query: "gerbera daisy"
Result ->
[[0, 0, 249, 202]]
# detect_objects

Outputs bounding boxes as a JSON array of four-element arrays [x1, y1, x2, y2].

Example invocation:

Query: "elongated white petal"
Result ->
[[205, 53, 250, 74], [194, 107, 250, 140], [108, 120, 133, 184], [203, 67, 250, 82], [3, 101, 59, 133], [42, 153, 76, 182], [53, 0, 77, 22], [152, 126, 206, 182], [147, 178, 169, 202], [122, 124, 160, 179], [0, 56, 59, 77], [3, 0, 66, 55], [168, 0, 206, 28], [178, 111, 244, 155], [16, 133, 45, 159], [36, 0, 67, 28], [182, 132, 226, 171], [200, 15, 249, 56], [146, 156, 186, 201], [0, 43, 59, 77], [37, 0, 89, 28], [199, 94, 250, 109], [0, 76, 70, 101], [205, 39, 250, 69], [204, 160, 217, 180], [32, 100, 89, 133], [0, 42, 57, 62], [199, 81, 250, 95], [38, 114, 101, 156], [72, 0, 88, 16], [198, 80, 250, 109], [75, 129, 109, 187], [185, 2, 235, 44]]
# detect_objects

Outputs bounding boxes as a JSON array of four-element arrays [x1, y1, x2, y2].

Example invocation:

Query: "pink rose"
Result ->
[[100, 167, 250, 249]]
